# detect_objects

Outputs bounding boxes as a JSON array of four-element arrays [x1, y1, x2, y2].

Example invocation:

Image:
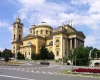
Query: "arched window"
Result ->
[[46, 30, 48, 34], [18, 26, 20, 28], [50, 31, 51, 35], [14, 34, 15, 39], [56, 39, 60, 43], [36, 30, 38, 35], [19, 34, 21, 39], [41, 30, 43, 34], [56, 51, 59, 56], [49, 41, 53, 46]]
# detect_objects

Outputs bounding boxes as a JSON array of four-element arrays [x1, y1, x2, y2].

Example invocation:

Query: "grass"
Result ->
[[60, 69, 100, 78]]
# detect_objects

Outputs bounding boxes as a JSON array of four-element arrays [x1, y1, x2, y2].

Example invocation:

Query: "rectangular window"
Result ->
[[56, 51, 59, 56]]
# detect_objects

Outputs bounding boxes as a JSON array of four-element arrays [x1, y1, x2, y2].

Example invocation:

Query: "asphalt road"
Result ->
[[0, 63, 99, 80]]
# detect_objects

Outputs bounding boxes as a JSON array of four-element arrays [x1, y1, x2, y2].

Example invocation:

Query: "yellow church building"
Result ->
[[11, 18, 86, 60]]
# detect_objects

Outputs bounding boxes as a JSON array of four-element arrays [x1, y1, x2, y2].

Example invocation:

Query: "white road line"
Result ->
[[42, 71, 45, 73], [37, 71, 39, 73], [0, 75, 35, 80], [48, 72, 53, 74]]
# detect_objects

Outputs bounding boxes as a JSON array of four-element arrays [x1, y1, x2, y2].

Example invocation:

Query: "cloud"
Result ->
[[15, 0, 75, 27], [9, 0, 100, 49], [0, 21, 9, 28], [85, 33, 100, 49]]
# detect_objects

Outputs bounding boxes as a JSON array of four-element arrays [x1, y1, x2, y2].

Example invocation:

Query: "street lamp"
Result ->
[[72, 49, 74, 70]]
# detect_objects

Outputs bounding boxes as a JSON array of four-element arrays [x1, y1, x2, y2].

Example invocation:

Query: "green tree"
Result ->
[[0, 51, 2, 57], [40, 45, 49, 60], [48, 51, 54, 59], [17, 52, 25, 60], [31, 52, 37, 60], [85, 46, 93, 52], [4, 55, 9, 62], [69, 46, 90, 66], [63, 56, 68, 63], [97, 50, 100, 58], [2, 49, 13, 58], [91, 48, 98, 59]]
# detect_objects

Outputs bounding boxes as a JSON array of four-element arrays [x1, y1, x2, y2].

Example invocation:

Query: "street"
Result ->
[[0, 62, 99, 80]]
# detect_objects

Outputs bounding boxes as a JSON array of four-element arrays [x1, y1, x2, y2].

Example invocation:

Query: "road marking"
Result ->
[[42, 71, 45, 73], [37, 71, 39, 73], [48, 72, 53, 74], [0, 75, 35, 80]]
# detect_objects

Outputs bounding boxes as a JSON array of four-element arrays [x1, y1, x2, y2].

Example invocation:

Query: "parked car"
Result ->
[[40, 60, 49, 65], [0, 58, 4, 61]]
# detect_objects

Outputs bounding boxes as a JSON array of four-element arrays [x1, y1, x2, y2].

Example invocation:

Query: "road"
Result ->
[[0, 62, 99, 80]]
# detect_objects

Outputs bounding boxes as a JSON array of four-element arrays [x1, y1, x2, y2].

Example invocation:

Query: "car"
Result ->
[[40, 60, 49, 65], [0, 58, 4, 61]]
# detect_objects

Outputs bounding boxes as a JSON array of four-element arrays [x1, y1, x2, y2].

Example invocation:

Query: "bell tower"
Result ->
[[12, 18, 24, 58]]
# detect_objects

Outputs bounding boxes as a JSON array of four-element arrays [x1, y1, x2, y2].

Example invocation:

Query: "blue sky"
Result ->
[[0, 0, 100, 51]]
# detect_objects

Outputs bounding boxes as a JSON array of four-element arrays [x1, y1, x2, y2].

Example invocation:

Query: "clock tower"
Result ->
[[12, 18, 24, 58]]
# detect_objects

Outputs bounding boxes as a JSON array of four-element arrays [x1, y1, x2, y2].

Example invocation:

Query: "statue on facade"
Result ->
[[89, 50, 92, 59], [95, 52, 97, 58]]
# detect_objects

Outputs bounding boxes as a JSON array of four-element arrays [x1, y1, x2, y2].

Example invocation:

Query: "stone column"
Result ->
[[76, 39, 78, 47], [67, 39, 69, 57], [30, 47, 32, 59], [70, 38, 72, 50], [74, 38, 77, 48], [36, 38, 39, 53]]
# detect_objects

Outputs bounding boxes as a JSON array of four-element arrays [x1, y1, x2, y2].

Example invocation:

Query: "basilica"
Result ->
[[11, 18, 85, 60]]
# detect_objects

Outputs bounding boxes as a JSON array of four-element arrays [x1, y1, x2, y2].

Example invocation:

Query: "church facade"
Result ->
[[11, 18, 86, 60]]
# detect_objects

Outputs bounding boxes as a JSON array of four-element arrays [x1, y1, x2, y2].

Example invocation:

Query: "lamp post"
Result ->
[[72, 49, 74, 70], [75, 54, 76, 66]]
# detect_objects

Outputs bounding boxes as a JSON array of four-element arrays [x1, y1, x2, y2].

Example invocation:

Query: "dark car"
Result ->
[[40, 60, 49, 65]]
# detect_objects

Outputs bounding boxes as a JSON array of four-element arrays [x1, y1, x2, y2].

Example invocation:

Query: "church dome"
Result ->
[[37, 22, 52, 29], [34, 22, 53, 37]]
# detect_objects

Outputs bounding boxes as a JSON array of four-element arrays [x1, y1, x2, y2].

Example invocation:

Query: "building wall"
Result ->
[[12, 18, 85, 60], [90, 59, 100, 67]]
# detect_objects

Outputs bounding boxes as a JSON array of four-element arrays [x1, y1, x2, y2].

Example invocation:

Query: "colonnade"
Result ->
[[65, 37, 84, 57]]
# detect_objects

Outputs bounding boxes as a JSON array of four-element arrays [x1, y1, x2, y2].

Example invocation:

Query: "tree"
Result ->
[[63, 56, 68, 63], [69, 46, 90, 66], [17, 52, 25, 60], [2, 49, 13, 58], [91, 48, 98, 59], [0, 51, 2, 57], [31, 52, 37, 60], [97, 50, 100, 58], [4, 55, 9, 62], [85, 46, 93, 52], [40, 45, 49, 60], [48, 51, 54, 59]]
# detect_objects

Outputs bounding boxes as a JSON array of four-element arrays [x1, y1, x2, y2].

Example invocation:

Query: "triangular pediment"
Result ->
[[23, 34, 35, 40]]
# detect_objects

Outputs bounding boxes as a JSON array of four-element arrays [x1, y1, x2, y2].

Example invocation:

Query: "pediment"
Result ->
[[23, 34, 34, 40]]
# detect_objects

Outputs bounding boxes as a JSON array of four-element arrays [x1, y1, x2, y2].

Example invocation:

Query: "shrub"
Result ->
[[72, 68, 100, 73], [17, 52, 25, 60], [4, 55, 9, 62], [63, 57, 68, 63]]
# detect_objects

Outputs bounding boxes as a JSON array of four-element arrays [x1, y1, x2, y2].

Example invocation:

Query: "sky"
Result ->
[[0, 0, 100, 51]]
